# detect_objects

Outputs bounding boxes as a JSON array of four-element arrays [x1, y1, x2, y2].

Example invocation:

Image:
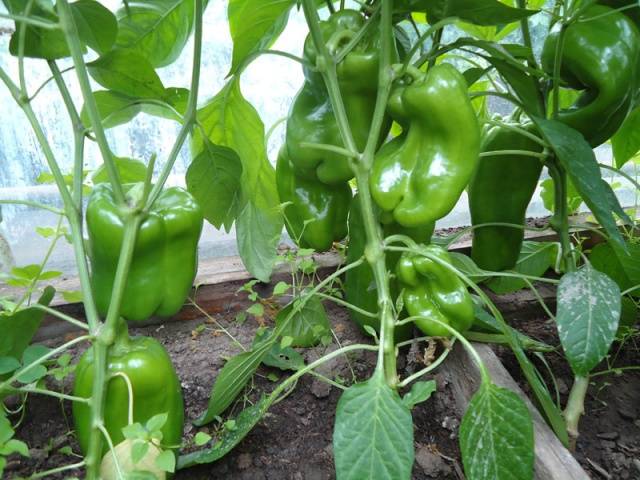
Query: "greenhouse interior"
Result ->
[[0, 0, 639, 479]]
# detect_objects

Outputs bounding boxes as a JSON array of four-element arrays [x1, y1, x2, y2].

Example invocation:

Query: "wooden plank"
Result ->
[[441, 343, 590, 480]]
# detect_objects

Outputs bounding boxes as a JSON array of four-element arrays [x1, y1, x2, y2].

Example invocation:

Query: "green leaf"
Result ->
[[252, 328, 305, 371], [195, 80, 282, 282], [423, 0, 538, 26], [131, 440, 150, 465], [487, 241, 558, 294], [155, 449, 176, 473], [612, 106, 640, 169], [186, 142, 243, 232], [589, 242, 633, 292], [87, 50, 165, 99], [272, 281, 290, 296], [333, 376, 414, 480], [460, 383, 534, 480], [0, 357, 20, 375], [2, 438, 29, 457], [533, 117, 627, 251], [0, 287, 54, 361], [92, 157, 148, 185], [81, 90, 142, 129], [449, 252, 489, 282], [275, 298, 331, 348], [145, 413, 168, 434], [539, 177, 583, 215], [194, 432, 211, 446], [61, 290, 83, 303], [122, 422, 148, 440], [115, 0, 198, 68], [556, 265, 621, 376], [228, 0, 294, 75], [6, 0, 70, 59], [71, 0, 118, 55], [402, 380, 436, 409], [178, 396, 270, 468], [193, 340, 272, 426], [246, 303, 264, 317]]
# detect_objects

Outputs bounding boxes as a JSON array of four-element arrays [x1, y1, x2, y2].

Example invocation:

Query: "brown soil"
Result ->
[[5, 279, 464, 480], [493, 307, 640, 480]]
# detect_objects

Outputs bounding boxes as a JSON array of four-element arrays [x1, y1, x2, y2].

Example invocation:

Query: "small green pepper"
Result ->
[[397, 245, 474, 337]]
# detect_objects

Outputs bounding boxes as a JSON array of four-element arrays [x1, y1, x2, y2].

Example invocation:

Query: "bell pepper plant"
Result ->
[[0, 0, 639, 479]]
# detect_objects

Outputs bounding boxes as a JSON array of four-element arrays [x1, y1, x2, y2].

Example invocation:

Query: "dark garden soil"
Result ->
[[492, 299, 640, 480], [5, 278, 463, 480]]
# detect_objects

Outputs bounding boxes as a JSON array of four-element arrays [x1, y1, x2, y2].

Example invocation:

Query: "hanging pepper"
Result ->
[[276, 148, 352, 251], [87, 183, 203, 323], [541, 4, 640, 146], [285, 9, 392, 185], [344, 194, 433, 340], [468, 123, 544, 271], [396, 245, 474, 337], [369, 64, 481, 228], [72, 323, 184, 456]]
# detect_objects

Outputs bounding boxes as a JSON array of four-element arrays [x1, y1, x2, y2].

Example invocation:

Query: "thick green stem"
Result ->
[[84, 216, 142, 479], [563, 375, 589, 449], [56, 0, 125, 204], [548, 161, 574, 272], [301, 0, 398, 386], [146, 0, 203, 207]]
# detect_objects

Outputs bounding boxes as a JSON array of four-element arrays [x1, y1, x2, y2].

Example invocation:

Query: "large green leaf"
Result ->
[[186, 141, 243, 232], [0, 287, 55, 360], [193, 339, 273, 426], [556, 265, 621, 376], [275, 297, 331, 347], [194, 80, 282, 282], [533, 117, 627, 251], [87, 49, 165, 98], [115, 0, 198, 68], [178, 396, 270, 468], [71, 0, 118, 55], [227, 0, 294, 75], [612, 106, 640, 169], [423, 0, 538, 26], [6, 0, 70, 59], [333, 375, 414, 480], [460, 383, 534, 480]]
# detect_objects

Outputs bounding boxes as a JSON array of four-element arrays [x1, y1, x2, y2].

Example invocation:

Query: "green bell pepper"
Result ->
[[541, 4, 640, 146], [369, 64, 481, 228], [397, 245, 474, 337], [72, 323, 184, 456], [276, 147, 351, 252], [468, 123, 543, 271], [87, 183, 203, 323], [344, 194, 433, 340], [285, 9, 392, 185]]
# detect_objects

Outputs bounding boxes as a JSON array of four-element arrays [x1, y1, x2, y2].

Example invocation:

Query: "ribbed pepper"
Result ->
[[344, 195, 433, 339], [396, 245, 474, 337], [72, 324, 184, 456], [87, 183, 203, 322], [285, 9, 391, 185], [541, 4, 640, 146], [276, 148, 351, 251], [369, 64, 481, 228], [468, 123, 543, 271]]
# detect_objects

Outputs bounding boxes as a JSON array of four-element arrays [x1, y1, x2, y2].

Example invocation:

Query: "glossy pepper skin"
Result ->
[[468, 124, 543, 271], [344, 195, 434, 340], [72, 325, 184, 456], [369, 64, 481, 228], [87, 183, 203, 322], [541, 5, 640, 146], [286, 9, 391, 185], [397, 246, 474, 337], [276, 148, 351, 251]]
